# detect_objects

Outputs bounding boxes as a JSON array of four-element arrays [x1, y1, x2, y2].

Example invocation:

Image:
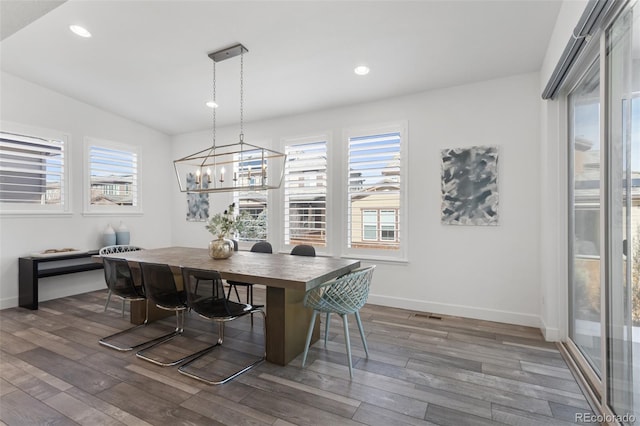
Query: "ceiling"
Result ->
[[0, 0, 67, 41], [0, 0, 562, 136]]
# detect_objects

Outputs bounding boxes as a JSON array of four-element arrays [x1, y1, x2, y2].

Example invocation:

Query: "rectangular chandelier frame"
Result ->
[[174, 141, 286, 194]]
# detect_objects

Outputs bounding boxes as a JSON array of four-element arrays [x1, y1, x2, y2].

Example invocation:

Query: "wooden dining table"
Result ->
[[98, 246, 360, 365]]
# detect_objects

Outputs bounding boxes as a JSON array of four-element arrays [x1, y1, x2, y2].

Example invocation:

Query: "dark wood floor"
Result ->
[[0, 288, 594, 425]]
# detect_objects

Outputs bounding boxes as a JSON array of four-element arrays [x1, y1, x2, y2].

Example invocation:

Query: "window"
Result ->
[[85, 138, 139, 214], [346, 127, 404, 255], [284, 137, 327, 247], [362, 210, 377, 240], [235, 148, 268, 241], [361, 209, 398, 242], [0, 126, 68, 213], [380, 209, 397, 241], [279, 125, 406, 261]]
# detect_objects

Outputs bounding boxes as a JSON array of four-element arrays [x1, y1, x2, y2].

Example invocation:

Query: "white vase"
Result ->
[[102, 224, 116, 247], [115, 221, 130, 245], [209, 237, 234, 259]]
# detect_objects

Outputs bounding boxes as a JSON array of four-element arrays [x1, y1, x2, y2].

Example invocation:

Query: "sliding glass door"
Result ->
[[606, 5, 639, 421], [567, 2, 639, 423], [569, 61, 602, 379]]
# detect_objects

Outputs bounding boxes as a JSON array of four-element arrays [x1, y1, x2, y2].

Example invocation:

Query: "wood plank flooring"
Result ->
[[0, 288, 595, 425]]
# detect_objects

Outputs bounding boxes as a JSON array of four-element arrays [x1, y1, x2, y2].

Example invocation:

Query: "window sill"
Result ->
[[0, 211, 73, 218], [275, 250, 408, 265], [340, 253, 409, 264], [82, 210, 144, 217]]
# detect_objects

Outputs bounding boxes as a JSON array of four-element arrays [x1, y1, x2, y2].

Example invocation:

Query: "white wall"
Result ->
[[172, 72, 543, 328], [0, 72, 173, 308], [539, 0, 589, 341]]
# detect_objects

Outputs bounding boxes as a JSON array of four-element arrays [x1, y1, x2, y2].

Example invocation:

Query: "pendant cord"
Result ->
[[239, 50, 244, 144], [213, 60, 217, 150], [212, 60, 217, 176], [200, 61, 217, 171]]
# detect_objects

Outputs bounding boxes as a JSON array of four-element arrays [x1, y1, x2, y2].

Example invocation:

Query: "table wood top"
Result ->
[[99, 246, 360, 291]]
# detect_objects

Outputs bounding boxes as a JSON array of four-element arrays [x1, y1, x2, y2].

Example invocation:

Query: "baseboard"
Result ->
[[366, 293, 541, 329], [0, 296, 18, 310], [539, 316, 562, 341]]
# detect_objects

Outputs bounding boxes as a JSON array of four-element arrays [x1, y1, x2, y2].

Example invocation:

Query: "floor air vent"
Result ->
[[414, 313, 442, 320]]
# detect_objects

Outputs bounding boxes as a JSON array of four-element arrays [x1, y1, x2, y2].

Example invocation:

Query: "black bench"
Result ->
[[19, 250, 102, 310]]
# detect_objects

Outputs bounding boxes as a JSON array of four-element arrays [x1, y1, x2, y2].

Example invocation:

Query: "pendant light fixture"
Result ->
[[174, 44, 286, 193]]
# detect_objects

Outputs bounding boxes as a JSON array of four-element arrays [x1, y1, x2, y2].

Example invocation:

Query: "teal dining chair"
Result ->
[[301, 265, 376, 378]]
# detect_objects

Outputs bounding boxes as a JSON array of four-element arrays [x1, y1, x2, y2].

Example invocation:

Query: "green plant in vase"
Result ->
[[205, 203, 237, 259]]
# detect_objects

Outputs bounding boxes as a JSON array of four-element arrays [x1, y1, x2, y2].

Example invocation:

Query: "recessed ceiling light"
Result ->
[[69, 25, 91, 38], [354, 65, 370, 76], [206, 101, 219, 108]]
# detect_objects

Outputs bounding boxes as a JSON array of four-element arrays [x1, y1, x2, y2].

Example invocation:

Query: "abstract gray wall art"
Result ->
[[441, 146, 499, 226], [186, 172, 209, 221]]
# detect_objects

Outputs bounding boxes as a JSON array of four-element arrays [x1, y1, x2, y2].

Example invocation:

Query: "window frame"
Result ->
[[342, 122, 408, 262], [83, 137, 142, 216], [0, 121, 71, 216]]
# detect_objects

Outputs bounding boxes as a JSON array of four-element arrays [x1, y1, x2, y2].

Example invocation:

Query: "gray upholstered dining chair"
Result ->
[[99, 245, 144, 315], [179, 267, 265, 384], [301, 265, 375, 378]]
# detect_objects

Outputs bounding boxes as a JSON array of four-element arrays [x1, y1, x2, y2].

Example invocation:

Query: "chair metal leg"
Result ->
[[301, 311, 318, 367], [104, 289, 112, 312], [178, 309, 266, 385], [354, 311, 369, 358], [103, 290, 126, 317], [324, 312, 330, 347], [100, 299, 171, 352], [136, 309, 202, 367], [100, 323, 178, 352], [226, 283, 242, 304], [217, 320, 225, 344], [342, 314, 353, 379], [248, 285, 254, 326]]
